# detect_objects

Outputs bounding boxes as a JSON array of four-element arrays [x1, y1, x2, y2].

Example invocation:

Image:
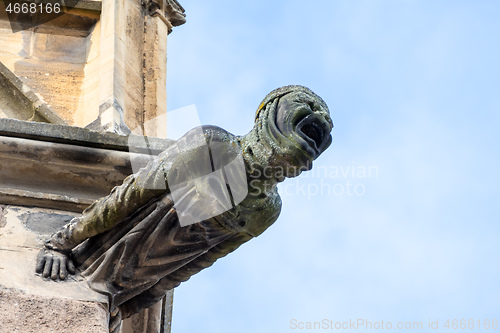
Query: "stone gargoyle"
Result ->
[[35, 85, 333, 332]]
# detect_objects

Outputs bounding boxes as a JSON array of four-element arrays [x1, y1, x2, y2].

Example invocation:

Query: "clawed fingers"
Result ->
[[35, 252, 46, 274], [59, 259, 68, 280], [42, 256, 53, 278], [67, 259, 76, 275], [35, 249, 76, 281], [51, 259, 60, 280]]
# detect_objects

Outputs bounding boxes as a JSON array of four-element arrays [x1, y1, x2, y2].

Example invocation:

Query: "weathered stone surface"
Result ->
[[94, 0, 171, 136], [0, 205, 106, 300], [142, 15, 169, 138], [0, 62, 66, 124], [0, 204, 109, 332], [0, 2, 100, 126], [0, 288, 108, 333], [0, 118, 173, 212], [0, 119, 176, 331], [122, 298, 163, 333], [0, 118, 172, 153], [0, 0, 181, 133], [0, 134, 145, 211]]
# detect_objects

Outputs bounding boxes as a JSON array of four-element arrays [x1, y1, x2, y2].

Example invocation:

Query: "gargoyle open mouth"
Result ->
[[295, 114, 330, 155]]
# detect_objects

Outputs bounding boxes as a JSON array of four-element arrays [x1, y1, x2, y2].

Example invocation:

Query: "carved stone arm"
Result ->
[[45, 155, 169, 252]]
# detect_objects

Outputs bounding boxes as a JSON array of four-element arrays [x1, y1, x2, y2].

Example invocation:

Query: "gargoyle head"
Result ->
[[252, 85, 333, 178]]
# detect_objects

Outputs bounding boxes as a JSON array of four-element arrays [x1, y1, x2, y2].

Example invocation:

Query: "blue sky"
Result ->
[[166, 1, 500, 332]]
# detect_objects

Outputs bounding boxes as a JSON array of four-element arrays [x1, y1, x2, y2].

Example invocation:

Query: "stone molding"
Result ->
[[0, 118, 173, 212], [0, 62, 67, 125]]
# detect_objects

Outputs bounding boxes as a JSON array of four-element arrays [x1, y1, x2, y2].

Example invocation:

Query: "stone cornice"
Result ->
[[0, 119, 173, 212]]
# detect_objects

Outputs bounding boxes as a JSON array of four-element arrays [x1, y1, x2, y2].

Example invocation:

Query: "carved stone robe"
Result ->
[[69, 126, 282, 315]]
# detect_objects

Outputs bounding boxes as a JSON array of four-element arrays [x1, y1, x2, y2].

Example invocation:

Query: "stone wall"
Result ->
[[0, 204, 110, 333], [0, 119, 174, 332]]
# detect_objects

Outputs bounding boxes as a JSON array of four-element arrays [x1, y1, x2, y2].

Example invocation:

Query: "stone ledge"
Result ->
[[0, 188, 93, 219], [0, 205, 108, 303], [0, 204, 110, 332], [0, 118, 173, 154], [0, 119, 174, 212]]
